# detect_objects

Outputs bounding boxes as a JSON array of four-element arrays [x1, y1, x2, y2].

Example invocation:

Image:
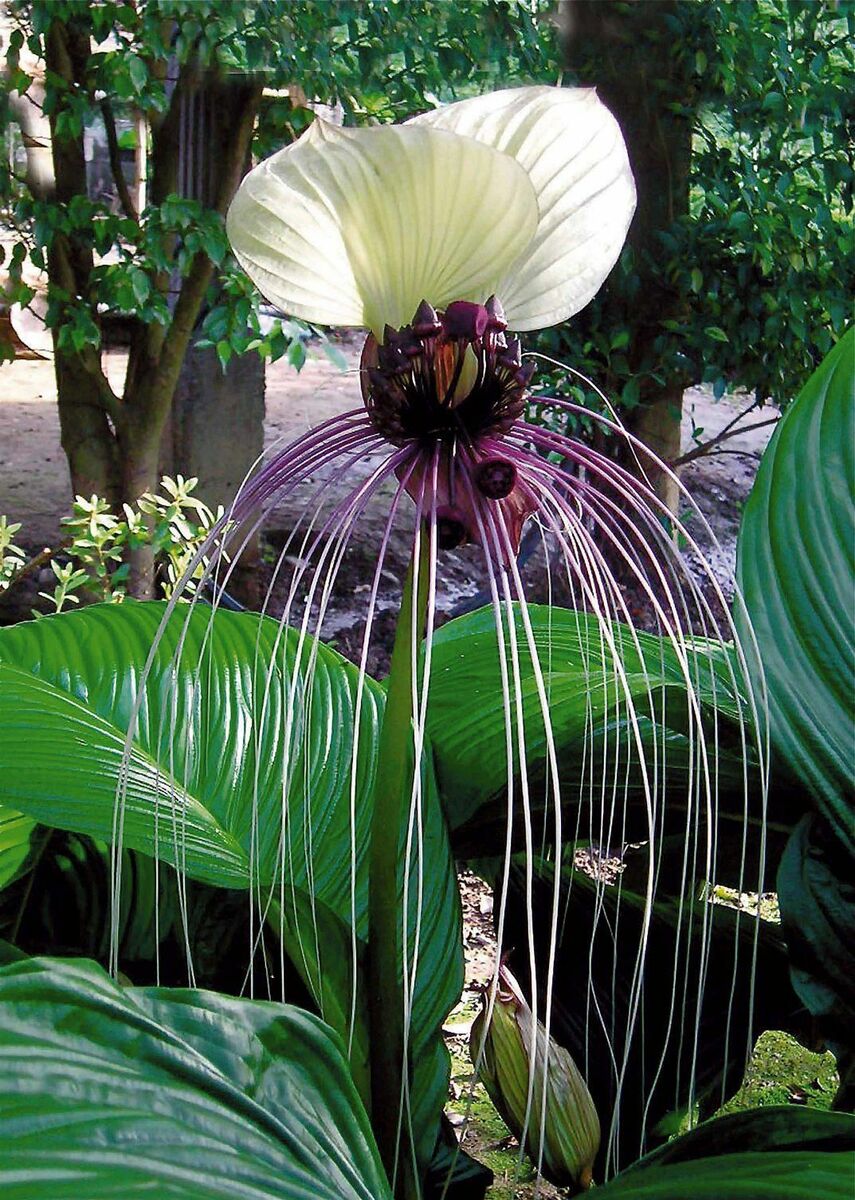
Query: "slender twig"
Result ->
[[100, 99, 139, 223], [671, 416, 779, 469], [695, 448, 764, 461], [4, 540, 70, 591]]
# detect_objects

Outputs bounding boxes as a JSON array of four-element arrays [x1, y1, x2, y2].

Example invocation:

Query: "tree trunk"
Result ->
[[627, 383, 683, 515], [119, 74, 262, 598], [120, 422, 161, 598], [45, 17, 121, 505], [562, 0, 697, 512], [161, 74, 268, 606], [43, 14, 262, 598], [54, 351, 122, 502]]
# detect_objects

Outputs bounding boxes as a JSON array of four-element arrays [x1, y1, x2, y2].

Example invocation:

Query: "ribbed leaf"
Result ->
[[0, 804, 36, 889], [0, 602, 462, 1171], [1, 601, 383, 898], [0, 827, 255, 993], [594, 1108, 854, 1199], [736, 328, 854, 853], [0, 954, 390, 1200], [0, 662, 250, 887], [777, 814, 855, 1103]]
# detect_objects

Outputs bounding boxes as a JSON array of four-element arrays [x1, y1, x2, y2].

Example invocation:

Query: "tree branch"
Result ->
[[49, 235, 124, 423], [670, 416, 779, 468], [4, 540, 70, 591], [100, 99, 138, 222]]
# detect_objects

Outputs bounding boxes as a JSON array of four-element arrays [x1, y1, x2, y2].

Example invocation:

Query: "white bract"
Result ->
[[227, 86, 635, 336]]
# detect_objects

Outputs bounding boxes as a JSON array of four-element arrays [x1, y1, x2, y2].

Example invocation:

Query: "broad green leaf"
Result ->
[[0, 602, 462, 1171], [0, 804, 36, 889], [0, 955, 390, 1200], [0, 601, 381, 899], [0, 662, 250, 888], [426, 605, 779, 878], [273, 890, 371, 1107], [736, 328, 855, 853], [493, 840, 801, 1172], [777, 814, 855, 1100], [595, 1107, 854, 1198]]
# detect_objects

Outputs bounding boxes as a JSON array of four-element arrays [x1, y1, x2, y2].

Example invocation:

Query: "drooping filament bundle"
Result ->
[[111, 326, 769, 1188], [111, 83, 770, 1196]]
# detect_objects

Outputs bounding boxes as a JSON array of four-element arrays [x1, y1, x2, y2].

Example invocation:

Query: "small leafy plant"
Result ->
[[1, 475, 224, 613]]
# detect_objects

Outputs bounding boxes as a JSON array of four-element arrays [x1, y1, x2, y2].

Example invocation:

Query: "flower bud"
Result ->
[[470, 964, 599, 1192]]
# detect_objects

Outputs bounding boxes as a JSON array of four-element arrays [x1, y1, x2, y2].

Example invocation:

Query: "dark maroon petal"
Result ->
[[484, 294, 507, 331], [434, 506, 469, 549], [499, 338, 522, 369], [514, 361, 536, 387], [412, 298, 442, 336]]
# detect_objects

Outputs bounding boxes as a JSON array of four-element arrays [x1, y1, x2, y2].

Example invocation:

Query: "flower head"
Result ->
[[227, 87, 635, 558], [471, 963, 600, 1191]]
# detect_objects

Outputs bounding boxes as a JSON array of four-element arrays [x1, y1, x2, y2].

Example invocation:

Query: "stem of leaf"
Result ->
[[368, 530, 429, 1199]]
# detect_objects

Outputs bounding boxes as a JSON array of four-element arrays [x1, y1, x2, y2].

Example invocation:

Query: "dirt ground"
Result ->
[[0, 343, 777, 659]]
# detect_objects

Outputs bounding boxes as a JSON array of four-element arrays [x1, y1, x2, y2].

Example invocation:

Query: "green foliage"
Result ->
[[734, 326, 854, 1095], [777, 816, 854, 1104], [0, 822, 253, 990], [0, 954, 391, 1200], [492, 843, 801, 1171], [0, 805, 35, 890], [593, 1107, 855, 1199], [736, 328, 854, 851], [424, 604, 779, 869], [0, 600, 463, 1174], [0, 600, 375, 882], [536, 0, 853, 417], [0, 325, 852, 1192], [2, 0, 557, 364], [1, 476, 222, 611], [0, 517, 26, 592], [734, 313, 854, 1098]]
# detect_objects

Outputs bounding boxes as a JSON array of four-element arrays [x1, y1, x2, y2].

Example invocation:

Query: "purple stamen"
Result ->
[[484, 294, 507, 333], [412, 299, 442, 338], [362, 298, 535, 448]]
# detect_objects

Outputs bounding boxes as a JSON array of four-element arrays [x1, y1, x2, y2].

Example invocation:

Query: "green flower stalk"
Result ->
[[472, 963, 600, 1192]]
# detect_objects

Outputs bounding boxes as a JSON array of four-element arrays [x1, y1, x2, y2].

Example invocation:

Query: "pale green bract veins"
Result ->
[[226, 86, 636, 336]]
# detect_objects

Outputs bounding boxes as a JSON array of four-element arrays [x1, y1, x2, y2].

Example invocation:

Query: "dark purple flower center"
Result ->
[[361, 296, 535, 449]]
